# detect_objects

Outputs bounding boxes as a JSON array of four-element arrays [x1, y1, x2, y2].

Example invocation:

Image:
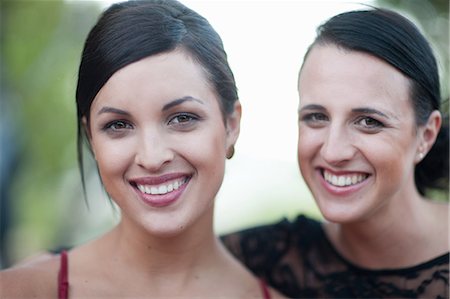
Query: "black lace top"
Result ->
[[221, 215, 449, 298]]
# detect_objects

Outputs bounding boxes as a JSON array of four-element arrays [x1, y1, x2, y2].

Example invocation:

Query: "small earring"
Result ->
[[226, 145, 235, 159], [419, 152, 425, 160]]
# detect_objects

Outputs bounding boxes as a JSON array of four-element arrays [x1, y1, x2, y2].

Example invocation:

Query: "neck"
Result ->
[[113, 213, 218, 268], [94, 230, 227, 296], [325, 191, 448, 269], [72, 205, 256, 297]]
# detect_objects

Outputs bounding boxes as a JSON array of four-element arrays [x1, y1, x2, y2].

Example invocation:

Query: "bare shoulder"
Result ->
[[237, 278, 287, 299], [268, 286, 288, 298], [0, 253, 60, 298], [222, 255, 288, 298]]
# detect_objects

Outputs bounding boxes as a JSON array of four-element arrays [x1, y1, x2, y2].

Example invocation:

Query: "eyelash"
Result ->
[[103, 120, 133, 132], [100, 112, 201, 137], [300, 112, 385, 132], [354, 116, 384, 131], [167, 113, 200, 129], [300, 112, 329, 126]]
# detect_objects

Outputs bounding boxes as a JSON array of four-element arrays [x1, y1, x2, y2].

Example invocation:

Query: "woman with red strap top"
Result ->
[[0, 1, 282, 298]]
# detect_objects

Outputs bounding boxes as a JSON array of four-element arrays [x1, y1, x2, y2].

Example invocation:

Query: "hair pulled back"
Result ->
[[304, 8, 448, 196], [76, 0, 238, 194]]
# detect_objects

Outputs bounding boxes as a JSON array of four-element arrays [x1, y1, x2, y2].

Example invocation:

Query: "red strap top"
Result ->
[[58, 251, 69, 299], [260, 279, 272, 299], [57, 251, 271, 299]]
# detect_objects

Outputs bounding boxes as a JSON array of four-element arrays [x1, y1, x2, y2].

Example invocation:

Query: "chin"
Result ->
[[149, 228, 187, 239], [316, 200, 362, 224], [142, 212, 210, 239], [137, 224, 187, 240], [321, 211, 356, 224]]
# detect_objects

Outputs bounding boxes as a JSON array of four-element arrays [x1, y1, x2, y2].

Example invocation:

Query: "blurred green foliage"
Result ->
[[1, 0, 103, 266]]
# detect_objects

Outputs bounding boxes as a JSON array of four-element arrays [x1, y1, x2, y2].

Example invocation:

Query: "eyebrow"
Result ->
[[96, 96, 205, 116], [351, 107, 397, 120], [299, 104, 397, 120], [298, 104, 326, 113], [162, 96, 204, 111], [97, 107, 130, 116]]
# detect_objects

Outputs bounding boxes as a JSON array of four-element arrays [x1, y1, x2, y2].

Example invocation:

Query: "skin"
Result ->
[[297, 44, 448, 269], [88, 50, 236, 239], [0, 50, 284, 298]]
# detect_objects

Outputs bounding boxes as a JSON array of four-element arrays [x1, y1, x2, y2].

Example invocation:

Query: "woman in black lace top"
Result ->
[[223, 8, 449, 299]]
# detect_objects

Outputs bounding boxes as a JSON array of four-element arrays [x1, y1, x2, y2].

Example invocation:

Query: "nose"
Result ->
[[134, 129, 174, 171], [320, 124, 356, 166]]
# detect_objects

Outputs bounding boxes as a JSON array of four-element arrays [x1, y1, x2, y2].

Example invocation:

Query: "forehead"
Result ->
[[91, 50, 216, 109], [298, 45, 412, 111]]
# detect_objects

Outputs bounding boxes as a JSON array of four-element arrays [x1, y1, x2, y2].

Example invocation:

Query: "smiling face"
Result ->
[[87, 50, 240, 237], [297, 45, 424, 223]]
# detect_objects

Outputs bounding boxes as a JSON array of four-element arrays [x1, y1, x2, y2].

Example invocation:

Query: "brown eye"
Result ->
[[173, 114, 192, 123], [356, 117, 383, 128], [302, 112, 328, 122], [354, 116, 385, 133], [104, 120, 133, 131], [168, 113, 199, 125], [299, 112, 329, 128], [167, 113, 201, 131]]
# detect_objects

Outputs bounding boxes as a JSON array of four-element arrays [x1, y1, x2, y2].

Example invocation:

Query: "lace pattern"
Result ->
[[222, 215, 449, 298]]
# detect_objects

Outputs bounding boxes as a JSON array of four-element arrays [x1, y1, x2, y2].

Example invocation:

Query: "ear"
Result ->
[[415, 110, 442, 162], [225, 101, 242, 153]]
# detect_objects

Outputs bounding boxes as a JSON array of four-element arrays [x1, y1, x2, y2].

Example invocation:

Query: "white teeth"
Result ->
[[136, 178, 187, 195], [324, 170, 368, 187], [331, 175, 338, 186], [158, 185, 167, 194], [345, 176, 352, 185]]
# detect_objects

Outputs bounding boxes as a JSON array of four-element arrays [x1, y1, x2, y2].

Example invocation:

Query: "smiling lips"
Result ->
[[131, 174, 190, 207], [136, 177, 188, 195], [322, 169, 369, 187]]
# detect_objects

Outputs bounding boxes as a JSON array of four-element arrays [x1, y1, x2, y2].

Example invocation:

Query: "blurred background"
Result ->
[[1, 0, 448, 268]]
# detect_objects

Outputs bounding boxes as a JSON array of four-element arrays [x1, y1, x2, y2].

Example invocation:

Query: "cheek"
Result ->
[[92, 138, 133, 183], [181, 129, 227, 168], [369, 146, 410, 198], [360, 136, 415, 184], [297, 129, 322, 185], [182, 129, 227, 198], [297, 128, 321, 162]]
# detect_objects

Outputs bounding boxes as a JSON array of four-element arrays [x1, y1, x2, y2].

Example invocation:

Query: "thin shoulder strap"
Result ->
[[260, 279, 271, 299], [58, 250, 69, 299]]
